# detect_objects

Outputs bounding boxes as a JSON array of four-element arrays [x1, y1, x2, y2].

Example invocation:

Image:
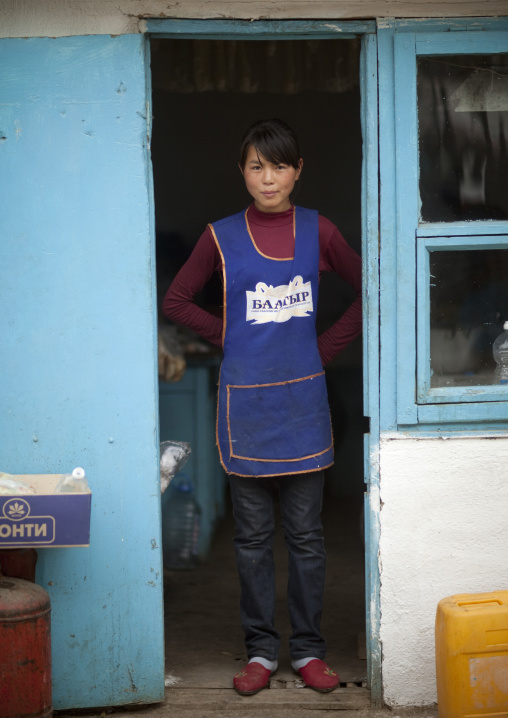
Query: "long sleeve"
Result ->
[[162, 207, 362, 362], [316, 216, 362, 366], [162, 227, 224, 347]]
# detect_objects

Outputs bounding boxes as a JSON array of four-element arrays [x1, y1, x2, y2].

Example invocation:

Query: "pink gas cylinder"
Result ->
[[0, 573, 52, 718]]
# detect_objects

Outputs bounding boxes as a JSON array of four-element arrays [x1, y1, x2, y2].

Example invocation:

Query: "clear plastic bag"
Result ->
[[0, 475, 35, 495], [160, 440, 191, 494]]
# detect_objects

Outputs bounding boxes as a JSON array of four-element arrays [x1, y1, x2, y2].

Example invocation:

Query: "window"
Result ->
[[394, 31, 508, 425]]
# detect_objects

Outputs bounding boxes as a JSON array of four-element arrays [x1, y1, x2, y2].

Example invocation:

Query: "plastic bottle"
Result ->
[[493, 320, 508, 384], [162, 476, 201, 570], [55, 467, 89, 493]]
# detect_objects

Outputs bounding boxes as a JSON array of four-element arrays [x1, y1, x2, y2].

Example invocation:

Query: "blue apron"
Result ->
[[210, 205, 334, 477]]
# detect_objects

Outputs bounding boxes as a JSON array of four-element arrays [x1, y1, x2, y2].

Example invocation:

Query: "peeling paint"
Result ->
[[126, 666, 137, 693], [321, 23, 344, 32]]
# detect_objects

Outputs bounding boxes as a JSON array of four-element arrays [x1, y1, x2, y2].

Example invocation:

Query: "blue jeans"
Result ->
[[228, 471, 326, 661]]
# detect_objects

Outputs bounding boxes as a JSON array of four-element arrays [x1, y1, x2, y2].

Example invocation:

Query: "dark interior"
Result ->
[[151, 37, 366, 685]]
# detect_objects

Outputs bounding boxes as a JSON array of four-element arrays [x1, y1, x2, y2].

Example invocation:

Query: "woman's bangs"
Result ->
[[252, 136, 294, 167]]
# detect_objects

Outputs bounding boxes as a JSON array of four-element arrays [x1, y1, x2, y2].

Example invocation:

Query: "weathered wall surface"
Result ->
[[379, 436, 508, 706], [0, 34, 164, 709], [3, 1, 508, 710], [2, 0, 508, 37]]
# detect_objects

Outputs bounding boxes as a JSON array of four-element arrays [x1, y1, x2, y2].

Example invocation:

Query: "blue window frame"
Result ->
[[393, 30, 508, 427]]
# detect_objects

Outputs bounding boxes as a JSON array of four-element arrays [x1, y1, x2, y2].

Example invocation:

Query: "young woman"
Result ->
[[163, 118, 362, 696]]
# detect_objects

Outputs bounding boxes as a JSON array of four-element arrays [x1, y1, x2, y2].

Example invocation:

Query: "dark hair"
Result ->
[[239, 119, 301, 170]]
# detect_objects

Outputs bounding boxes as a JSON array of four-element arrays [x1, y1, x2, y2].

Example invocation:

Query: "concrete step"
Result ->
[[164, 685, 371, 711]]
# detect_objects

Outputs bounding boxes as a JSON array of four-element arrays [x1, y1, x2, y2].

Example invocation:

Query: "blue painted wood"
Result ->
[[416, 236, 432, 401], [361, 34, 380, 422], [418, 223, 508, 237], [416, 233, 508, 401], [389, 18, 508, 33], [0, 35, 164, 708], [360, 31, 382, 705], [416, 247, 508, 408], [424, 387, 508, 402], [392, 26, 508, 428], [416, 31, 508, 55], [378, 25, 399, 433], [394, 32, 419, 425], [381, 425, 508, 436], [417, 234, 508, 402], [145, 18, 376, 39], [416, 238, 508, 405], [363, 464, 382, 701], [417, 401, 508, 423], [424, 237, 508, 252]]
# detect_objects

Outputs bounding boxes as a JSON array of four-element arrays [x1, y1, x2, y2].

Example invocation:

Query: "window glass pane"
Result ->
[[418, 54, 508, 222], [430, 249, 508, 387]]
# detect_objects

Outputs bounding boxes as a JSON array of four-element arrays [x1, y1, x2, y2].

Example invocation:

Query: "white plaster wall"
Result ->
[[379, 435, 508, 706], [2, 0, 508, 38]]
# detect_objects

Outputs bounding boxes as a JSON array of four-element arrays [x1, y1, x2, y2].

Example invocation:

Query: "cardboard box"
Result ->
[[0, 475, 91, 548]]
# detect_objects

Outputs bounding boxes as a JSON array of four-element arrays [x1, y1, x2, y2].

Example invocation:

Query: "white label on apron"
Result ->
[[246, 275, 313, 324]]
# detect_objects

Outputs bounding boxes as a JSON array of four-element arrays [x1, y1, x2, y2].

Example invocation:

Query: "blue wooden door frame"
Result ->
[[144, 19, 382, 704]]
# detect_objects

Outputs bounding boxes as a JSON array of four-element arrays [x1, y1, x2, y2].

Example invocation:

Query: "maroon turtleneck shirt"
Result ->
[[162, 204, 362, 366]]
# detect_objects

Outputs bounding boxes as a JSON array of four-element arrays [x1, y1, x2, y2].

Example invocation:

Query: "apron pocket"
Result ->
[[226, 372, 332, 462]]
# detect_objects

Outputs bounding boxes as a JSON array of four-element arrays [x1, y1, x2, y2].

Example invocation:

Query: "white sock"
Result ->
[[249, 656, 278, 672], [292, 656, 319, 671]]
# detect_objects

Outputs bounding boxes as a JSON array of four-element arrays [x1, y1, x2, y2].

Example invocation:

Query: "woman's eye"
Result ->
[[276, 165, 287, 170]]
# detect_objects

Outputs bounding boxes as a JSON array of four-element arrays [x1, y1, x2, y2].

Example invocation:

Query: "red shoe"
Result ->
[[297, 659, 339, 692], [233, 661, 273, 695]]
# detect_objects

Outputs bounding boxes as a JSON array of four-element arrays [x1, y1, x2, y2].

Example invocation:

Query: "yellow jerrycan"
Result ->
[[435, 590, 508, 718]]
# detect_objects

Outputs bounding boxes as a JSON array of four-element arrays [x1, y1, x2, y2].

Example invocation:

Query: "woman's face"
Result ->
[[240, 145, 303, 213]]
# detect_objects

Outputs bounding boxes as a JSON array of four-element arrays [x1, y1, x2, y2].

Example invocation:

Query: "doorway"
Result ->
[[149, 32, 372, 695]]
